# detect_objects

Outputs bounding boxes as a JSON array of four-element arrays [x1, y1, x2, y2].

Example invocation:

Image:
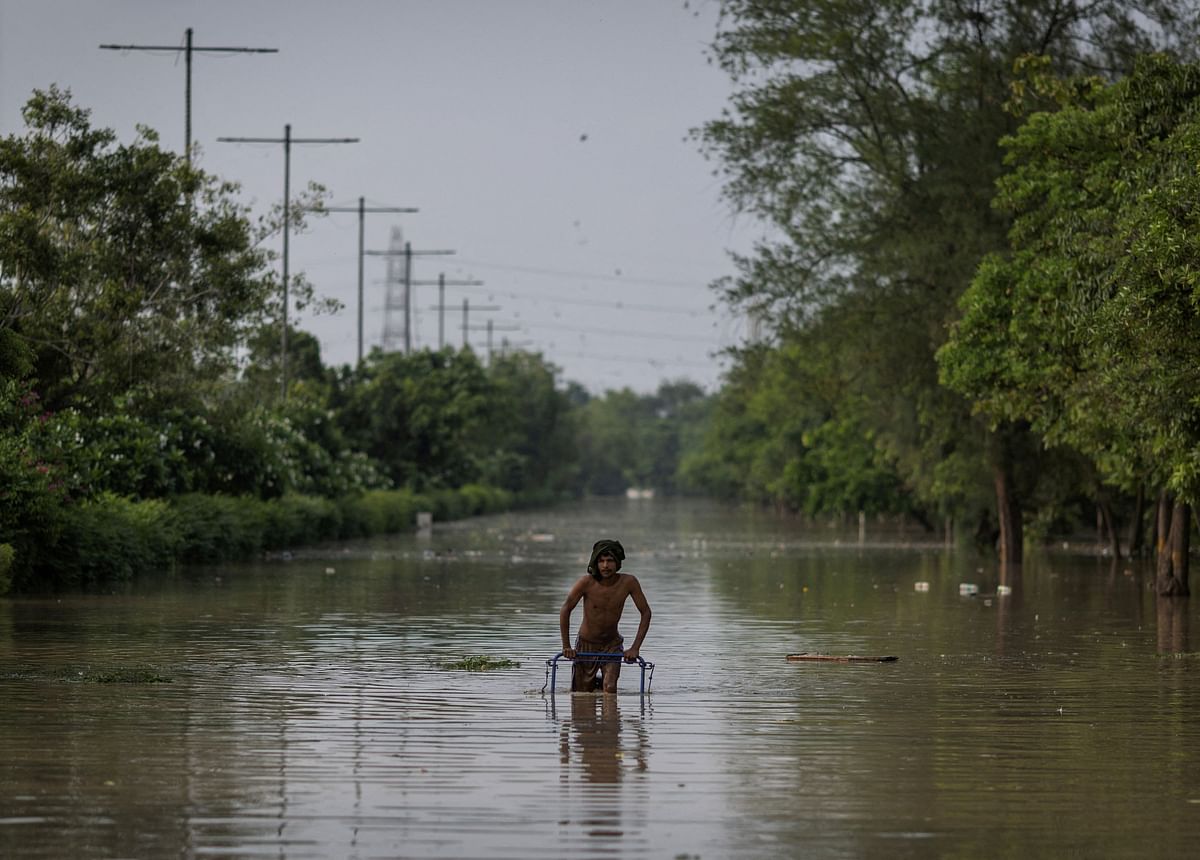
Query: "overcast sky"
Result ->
[[0, 0, 758, 395]]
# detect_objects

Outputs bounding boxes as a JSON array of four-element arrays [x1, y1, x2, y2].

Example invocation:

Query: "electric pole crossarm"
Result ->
[[325, 207, 419, 213], [100, 43, 277, 52], [218, 137, 360, 144], [101, 29, 277, 165]]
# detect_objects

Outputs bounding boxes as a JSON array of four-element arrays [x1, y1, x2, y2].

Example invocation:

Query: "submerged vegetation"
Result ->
[[2, 664, 173, 683], [440, 656, 522, 671]]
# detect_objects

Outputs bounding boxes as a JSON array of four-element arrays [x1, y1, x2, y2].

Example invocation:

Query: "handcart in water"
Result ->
[[543, 651, 654, 696]]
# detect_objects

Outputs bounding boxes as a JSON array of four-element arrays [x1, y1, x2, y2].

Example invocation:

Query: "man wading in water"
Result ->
[[559, 539, 652, 693]]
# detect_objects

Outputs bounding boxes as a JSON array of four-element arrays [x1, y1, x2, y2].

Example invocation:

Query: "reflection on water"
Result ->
[[2, 498, 1200, 858], [554, 694, 651, 849]]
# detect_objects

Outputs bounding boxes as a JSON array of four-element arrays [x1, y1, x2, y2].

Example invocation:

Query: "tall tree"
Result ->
[[941, 55, 1200, 593]]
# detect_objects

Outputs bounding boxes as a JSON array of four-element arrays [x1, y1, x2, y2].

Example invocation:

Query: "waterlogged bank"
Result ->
[[2, 498, 1199, 858]]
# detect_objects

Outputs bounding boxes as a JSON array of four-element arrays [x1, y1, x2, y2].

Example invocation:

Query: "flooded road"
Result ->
[[3, 497, 1199, 858]]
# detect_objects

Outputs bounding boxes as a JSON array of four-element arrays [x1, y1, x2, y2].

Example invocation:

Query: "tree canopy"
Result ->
[[940, 55, 1200, 508], [691, 0, 1200, 552]]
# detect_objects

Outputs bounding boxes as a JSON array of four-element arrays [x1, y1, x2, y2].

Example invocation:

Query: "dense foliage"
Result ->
[[688, 0, 1200, 568], [939, 55, 1200, 591], [0, 89, 713, 593]]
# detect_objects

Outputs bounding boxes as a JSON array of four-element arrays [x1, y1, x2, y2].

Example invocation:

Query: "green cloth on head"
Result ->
[[587, 539, 625, 578]]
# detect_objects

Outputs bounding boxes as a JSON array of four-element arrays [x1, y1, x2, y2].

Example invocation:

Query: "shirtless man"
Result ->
[[559, 538, 652, 693]]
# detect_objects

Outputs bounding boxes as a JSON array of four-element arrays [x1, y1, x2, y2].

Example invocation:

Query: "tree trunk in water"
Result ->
[[993, 466, 1023, 568], [1155, 491, 1170, 561], [1157, 496, 1190, 596], [1097, 498, 1121, 560], [1156, 595, 1189, 655], [1127, 484, 1146, 558]]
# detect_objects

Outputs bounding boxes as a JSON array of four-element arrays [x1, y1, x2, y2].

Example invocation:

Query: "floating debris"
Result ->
[[786, 653, 898, 663], [914, 581, 930, 592], [959, 583, 979, 596]]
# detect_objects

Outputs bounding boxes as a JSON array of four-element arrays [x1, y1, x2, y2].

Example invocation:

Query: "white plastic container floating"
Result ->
[[959, 583, 979, 596], [996, 584, 1013, 596], [914, 581, 931, 592]]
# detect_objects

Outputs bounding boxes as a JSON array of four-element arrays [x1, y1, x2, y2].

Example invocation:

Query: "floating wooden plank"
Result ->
[[786, 653, 898, 663]]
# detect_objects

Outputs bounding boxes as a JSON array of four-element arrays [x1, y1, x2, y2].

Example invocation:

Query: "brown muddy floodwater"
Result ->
[[2, 497, 1200, 859]]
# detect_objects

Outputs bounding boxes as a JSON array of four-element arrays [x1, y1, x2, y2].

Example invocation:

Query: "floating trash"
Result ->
[[914, 581, 930, 592], [959, 583, 979, 596], [996, 585, 1013, 596]]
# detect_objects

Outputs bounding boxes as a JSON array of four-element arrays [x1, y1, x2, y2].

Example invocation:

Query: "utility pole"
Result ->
[[459, 298, 501, 350], [325, 198, 418, 364], [218, 125, 358, 398], [364, 244, 455, 353], [465, 320, 520, 364], [100, 28, 277, 166], [415, 274, 483, 349]]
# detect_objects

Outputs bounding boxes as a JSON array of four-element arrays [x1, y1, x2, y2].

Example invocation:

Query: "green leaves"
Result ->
[[696, 1, 1199, 527], [0, 87, 272, 411], [941, 55, 1200, 503]]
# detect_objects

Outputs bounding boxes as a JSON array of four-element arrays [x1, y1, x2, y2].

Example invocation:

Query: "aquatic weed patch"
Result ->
[[2, 664, 173, 683], [440, 655, 522, 671]]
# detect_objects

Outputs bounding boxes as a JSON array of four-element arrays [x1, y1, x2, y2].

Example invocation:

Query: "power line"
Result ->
[[448, 283, 706, 315], [546, 349, 720, 369], [520, 321, 717, 344], [451, 257, 710, 290]]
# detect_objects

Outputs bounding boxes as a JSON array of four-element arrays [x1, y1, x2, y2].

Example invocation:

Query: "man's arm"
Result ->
[[623, 576, 652, 662], [559, 576, 588, 658]]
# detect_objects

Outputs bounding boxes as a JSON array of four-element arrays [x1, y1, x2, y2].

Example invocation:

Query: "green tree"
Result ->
[[483, 350, 578, 495], [334, 348, 495, 490], [697, 0, 1197, 563], [940, 55, 1200, 592], [682, 339, 920, 519], [0, 87, 275, 411]]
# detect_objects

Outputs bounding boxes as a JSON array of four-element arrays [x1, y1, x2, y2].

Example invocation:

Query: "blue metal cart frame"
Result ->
[[544, 651, 655, 696]]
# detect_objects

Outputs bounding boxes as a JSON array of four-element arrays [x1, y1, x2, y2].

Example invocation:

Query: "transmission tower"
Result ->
[[381, 226, 407, 353]]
